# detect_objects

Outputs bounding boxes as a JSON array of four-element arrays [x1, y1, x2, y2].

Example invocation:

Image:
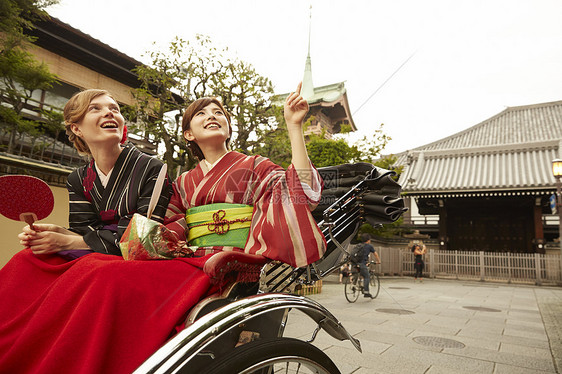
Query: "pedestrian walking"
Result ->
[[412, 244, 426, 282]]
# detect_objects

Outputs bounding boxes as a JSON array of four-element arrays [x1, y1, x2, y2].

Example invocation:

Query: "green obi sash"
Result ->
[[186, 203, 253, 248]]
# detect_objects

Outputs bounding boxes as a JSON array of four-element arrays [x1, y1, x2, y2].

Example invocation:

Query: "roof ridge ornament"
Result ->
[[302, 4, 314, 100]]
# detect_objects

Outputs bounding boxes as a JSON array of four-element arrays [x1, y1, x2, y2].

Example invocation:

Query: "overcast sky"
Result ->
[[46, 0, 562, 155]]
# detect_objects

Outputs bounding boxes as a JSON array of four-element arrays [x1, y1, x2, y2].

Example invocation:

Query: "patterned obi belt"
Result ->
[[186, 203, 253, 248]]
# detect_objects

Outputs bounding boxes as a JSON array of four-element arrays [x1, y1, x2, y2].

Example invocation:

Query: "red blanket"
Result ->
[[0, 249, 212, 374]]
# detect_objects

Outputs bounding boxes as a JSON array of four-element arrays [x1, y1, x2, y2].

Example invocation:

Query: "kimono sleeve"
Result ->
[[67, 170, 108, 252], [244, 157, 326, 268]]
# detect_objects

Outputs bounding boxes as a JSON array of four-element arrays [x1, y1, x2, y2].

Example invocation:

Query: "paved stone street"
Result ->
[[283, 277, 562, 374]]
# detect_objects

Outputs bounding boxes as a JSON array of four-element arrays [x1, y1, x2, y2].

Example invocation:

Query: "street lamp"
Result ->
[[552, 159, 562, 276], [553, 159, 562, 180]]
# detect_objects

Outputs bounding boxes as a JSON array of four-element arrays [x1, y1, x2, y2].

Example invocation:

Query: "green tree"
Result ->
[[373, 154, 403, 181], [358, 218, 408, 239], [306, 133, 361, 168], [255, 115, 394, 170], [0, 0, 60, 153], [0, 0, 58, 37], [252, 105, 292, 168], [125, 37, 193, 175], [128, 35, 275, 174], [352, 123, 391, 163], [219, 61, 275, 153], [0, 39, 59, 152], [302, 123, 390, 168]]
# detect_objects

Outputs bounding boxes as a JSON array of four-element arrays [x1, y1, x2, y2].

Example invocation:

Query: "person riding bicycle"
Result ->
[[357, 233, 381, 298]]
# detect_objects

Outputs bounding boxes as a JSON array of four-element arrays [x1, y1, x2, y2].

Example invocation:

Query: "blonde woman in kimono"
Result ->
[[166, 82, 326, 268], [17, 89, 170, 257], [0, 89, 212, 374]]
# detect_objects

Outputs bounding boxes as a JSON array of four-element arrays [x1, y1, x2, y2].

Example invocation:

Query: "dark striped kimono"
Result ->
[[66, 144, 170, 255], [0, 145, 214, 374]]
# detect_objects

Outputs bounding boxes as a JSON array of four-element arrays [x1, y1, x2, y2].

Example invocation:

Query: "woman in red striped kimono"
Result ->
[[0, 90, 211, 374], [166, 82, 326, 268]]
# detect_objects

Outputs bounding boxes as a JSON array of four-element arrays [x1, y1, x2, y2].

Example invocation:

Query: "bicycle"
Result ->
[[344, 261, 380, 303]]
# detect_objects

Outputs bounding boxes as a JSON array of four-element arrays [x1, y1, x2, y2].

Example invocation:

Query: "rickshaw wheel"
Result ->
[[204, 337, 341, 374]]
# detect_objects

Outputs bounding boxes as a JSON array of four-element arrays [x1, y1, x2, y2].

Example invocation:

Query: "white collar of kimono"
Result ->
[[202, 151, 229, 173], [94, 162, 113, 188]]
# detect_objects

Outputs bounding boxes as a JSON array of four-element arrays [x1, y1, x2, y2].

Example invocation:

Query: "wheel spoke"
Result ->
[[241, 356, 332, 373]]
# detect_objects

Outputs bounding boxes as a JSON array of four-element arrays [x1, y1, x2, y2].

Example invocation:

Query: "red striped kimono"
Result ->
[[0, 146, 212, 374], [166, 151, 326, 268]]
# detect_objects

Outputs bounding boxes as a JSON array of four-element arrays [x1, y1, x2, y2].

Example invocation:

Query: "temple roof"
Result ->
[[396, 100, 562, 195], [307, 81, 357, 132], [307, 81, 349, 105], [274, 81, 357, 133], [274, 13, 357, 134]]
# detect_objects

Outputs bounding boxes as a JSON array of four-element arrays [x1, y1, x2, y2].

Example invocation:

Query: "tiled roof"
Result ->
[[396, 101, 562, 194]]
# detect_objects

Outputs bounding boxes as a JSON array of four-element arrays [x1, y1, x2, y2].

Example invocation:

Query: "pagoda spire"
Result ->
[[302, 5, 314, 99]]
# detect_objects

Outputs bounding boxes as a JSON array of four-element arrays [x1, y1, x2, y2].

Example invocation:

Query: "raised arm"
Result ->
[[285, 82, 312, 186]]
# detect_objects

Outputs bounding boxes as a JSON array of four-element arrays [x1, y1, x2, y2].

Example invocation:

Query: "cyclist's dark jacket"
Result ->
[[360, 243, 376, 264]]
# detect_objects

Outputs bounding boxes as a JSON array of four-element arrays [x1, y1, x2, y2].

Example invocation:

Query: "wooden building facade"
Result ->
[[0, 16, 156, 187]]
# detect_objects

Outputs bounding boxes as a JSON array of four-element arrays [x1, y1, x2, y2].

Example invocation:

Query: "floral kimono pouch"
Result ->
[[119, 164, 190, 260]]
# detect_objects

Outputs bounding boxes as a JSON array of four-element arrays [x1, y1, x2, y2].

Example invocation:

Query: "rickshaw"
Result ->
[[134, 162, 406, 374]]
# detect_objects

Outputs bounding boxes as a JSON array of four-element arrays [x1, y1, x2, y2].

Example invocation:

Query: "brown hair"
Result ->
[[181, 97, 232, 160], [64, 89, 117, 156]]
